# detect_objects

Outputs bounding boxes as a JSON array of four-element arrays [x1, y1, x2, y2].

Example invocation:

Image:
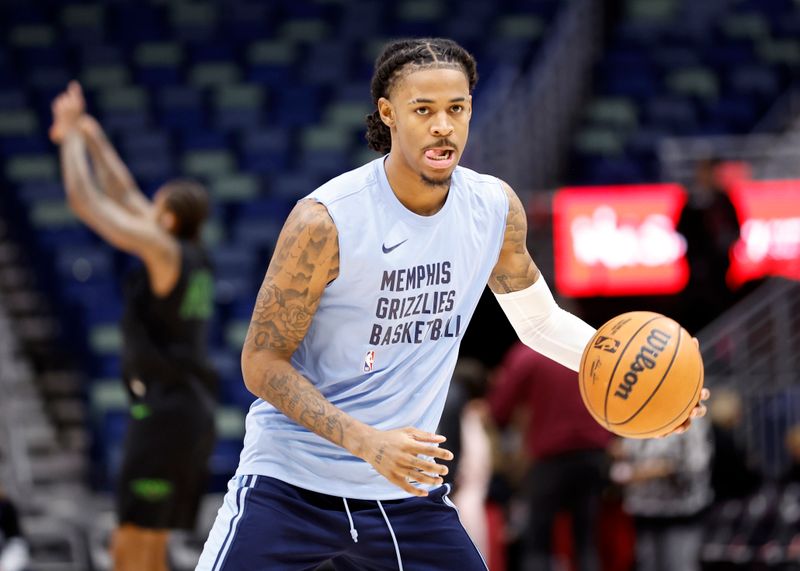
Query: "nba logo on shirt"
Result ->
[[363, 350, 376, 372]]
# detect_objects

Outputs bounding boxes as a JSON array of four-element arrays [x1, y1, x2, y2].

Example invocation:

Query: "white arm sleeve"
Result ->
[[493, 277, 596, 372]]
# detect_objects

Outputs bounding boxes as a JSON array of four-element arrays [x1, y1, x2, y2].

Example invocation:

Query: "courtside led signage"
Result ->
[[553, 185, 689, 297], [727, 179, 800, 287]]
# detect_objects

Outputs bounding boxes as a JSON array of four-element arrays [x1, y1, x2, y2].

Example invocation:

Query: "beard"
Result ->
[[420, 173, 452, 188]]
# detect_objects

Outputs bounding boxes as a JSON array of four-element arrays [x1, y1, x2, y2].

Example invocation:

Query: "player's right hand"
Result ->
[[358, 427, 453, 497], [50, 81, 86, 144]]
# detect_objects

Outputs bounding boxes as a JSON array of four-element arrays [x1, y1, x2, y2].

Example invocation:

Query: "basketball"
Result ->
[[579, 311, 704, 439]]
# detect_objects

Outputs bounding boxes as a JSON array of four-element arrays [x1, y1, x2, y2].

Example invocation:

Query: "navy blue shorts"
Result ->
[[197, 475, 488, 570]]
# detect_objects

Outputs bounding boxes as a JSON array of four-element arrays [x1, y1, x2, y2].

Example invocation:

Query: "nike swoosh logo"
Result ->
[[382, 239, 408, 254]]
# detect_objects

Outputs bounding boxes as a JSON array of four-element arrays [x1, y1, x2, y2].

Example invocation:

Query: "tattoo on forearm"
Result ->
[[265, 370, 347, 446], [244, 202, 346, 448]]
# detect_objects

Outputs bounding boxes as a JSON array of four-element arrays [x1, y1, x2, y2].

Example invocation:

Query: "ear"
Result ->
[[466, 95, 473, 119], [378, 97, 395, 127], [161, 210, 179, 234]]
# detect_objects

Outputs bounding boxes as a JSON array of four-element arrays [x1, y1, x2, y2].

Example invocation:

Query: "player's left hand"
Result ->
[[662, 337, 709, 436], [665, 387, 710, 436]]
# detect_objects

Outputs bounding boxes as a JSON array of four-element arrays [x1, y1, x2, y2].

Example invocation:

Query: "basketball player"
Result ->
[[197, 38, 709, 570], [51, 82, 217, 571]]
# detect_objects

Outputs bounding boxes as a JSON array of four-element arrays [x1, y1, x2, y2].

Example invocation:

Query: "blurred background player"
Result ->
[[489, 342, 612, 571], [50, 82, 218, 571]]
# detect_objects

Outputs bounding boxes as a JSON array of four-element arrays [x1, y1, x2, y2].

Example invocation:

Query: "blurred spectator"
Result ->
[[709, 387, 761, 501], [0, 486, 29, 571], [611, 417, 713, 571], [676, 157, 741, 333], [489, 343, 612, 571], [438, 358, 493, 560]]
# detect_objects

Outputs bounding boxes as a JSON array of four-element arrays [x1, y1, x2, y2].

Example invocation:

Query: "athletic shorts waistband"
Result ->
[[242, 475, 449, 512]]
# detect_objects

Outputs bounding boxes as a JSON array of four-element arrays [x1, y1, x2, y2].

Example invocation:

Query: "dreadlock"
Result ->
[[366, 38, 478, 155], [159, 179, 210, 242]]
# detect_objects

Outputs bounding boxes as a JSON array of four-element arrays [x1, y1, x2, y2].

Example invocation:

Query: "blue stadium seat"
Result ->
[[599, 62, 660, 100], [126, 153, 175, 186], [271, 85, 324, 127], [156, 86, 205, 130], [211, 244, 259, 281], [135, 66, 182, 87], [214, 107, 263, 131], [704, 95, 759, 133], [0, 135, 50, 157], [100, 109, 150, 133], [120, 130, 172, 157], [239, 129, 291, 173], [729, 66, 780, 101], [646, 96, 698, 134], [584, 157, 646, 185], [178, 130, 228, 152], [652, 46, 701, 71], [231, 216, 282, 255]]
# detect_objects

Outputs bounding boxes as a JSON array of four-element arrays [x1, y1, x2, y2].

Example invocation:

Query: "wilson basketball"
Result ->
[[579, 311, 704, 439]]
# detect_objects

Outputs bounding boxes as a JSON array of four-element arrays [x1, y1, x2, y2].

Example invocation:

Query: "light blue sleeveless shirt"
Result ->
[[236, 157, 508, 499]]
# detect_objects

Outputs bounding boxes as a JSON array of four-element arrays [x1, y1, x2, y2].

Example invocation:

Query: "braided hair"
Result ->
[[159, 179, 210, 242], [366, 38, 478, 155]]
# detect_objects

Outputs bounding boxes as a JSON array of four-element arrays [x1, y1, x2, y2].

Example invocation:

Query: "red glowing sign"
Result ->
[[553, 185, 689, 297], [727, 179, 800, 287]]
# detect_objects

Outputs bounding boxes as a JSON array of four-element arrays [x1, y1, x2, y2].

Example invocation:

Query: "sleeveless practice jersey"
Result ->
[[237, 157, 508, 499], [121, 241, 217, 395]]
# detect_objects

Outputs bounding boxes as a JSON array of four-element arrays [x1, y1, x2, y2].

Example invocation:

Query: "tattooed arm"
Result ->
[[488, 182, 710, 432], [488, 181, 596, 371], [241, 200, 452, 496], [488, 181, 541, 293]]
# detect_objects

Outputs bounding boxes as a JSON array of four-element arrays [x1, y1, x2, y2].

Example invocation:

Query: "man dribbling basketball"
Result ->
[[197, 38, 709, 570]]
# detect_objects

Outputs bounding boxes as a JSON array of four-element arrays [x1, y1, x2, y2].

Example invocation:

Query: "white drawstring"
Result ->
[[341, 496, 404, 570], [342, 498, 359, 543], [377, 500, 404, 571]]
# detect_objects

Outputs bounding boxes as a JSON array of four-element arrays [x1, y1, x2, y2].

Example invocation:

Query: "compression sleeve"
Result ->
[[493, 277, 596, 372]]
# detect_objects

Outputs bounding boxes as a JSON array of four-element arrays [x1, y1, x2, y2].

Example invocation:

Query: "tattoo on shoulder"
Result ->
[[503, 186, 528, 257], [489, 183, 539, 293], [244, 201, 339, 354], [246, 284, 311, 353]]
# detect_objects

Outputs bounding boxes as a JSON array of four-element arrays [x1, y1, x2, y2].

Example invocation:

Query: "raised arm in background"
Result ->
[[49, 82, 152, 218], [77, 113, 153, 218], [52, 82, 180, 296]]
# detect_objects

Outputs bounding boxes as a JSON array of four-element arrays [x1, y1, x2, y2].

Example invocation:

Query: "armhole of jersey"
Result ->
[[147, 239, 186, 301]]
